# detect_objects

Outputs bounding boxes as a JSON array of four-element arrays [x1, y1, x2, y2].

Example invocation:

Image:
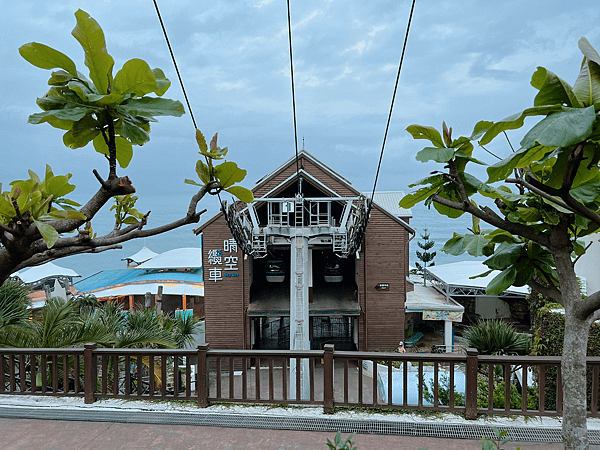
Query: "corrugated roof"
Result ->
[[75, 268, 204, 298], [364, 191, 412, 218]]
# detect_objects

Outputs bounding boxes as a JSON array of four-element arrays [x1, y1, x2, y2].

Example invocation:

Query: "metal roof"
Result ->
[[364, 191, 413, 218], [405, 283, 464, 313], [425, 261, 529, 296], [17, 262, 80, 284], [121, 246, 158, 264], [136, 248, 202, 269], [75, 268, 204, 298]]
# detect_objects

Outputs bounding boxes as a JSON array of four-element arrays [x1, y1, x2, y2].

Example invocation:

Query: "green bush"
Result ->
[[464, 319, 531, 356]]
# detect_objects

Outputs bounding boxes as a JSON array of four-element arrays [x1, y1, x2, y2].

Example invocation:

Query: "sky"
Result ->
[[1, 0, 599, 277]]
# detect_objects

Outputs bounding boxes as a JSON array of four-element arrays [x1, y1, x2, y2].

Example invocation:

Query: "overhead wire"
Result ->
[[369, 0, 416, 211], [286, 0, 301, 195], [152, 0, 226, 208]]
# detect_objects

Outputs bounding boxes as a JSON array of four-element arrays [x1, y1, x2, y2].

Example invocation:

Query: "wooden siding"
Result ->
[[254, 155, 358, 198], [361, 208, 408, 351], [202, 215, 246, 349]]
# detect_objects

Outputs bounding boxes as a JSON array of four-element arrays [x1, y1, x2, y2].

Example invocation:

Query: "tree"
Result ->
[[400, 38, 600, 449], [0, 9, 252, 284], [0, 280, 32, 331], [414, 227, 436, 285]]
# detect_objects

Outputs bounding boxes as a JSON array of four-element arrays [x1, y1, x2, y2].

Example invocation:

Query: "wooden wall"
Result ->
[[202, 215, 246, 349]]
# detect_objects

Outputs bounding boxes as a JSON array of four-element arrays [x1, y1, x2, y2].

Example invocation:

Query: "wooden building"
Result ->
[[196, 151, 414, 352]]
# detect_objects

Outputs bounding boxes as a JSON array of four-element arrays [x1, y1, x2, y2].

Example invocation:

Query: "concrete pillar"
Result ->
[[444, 320, 453, 352]]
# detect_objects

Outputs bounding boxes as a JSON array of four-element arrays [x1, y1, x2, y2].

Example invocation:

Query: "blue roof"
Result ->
[[75, 268, 203, 293]]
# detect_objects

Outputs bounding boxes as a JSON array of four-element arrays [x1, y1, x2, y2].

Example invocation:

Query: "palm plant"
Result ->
[[463, 319, 531, 356], [0, 280, 32, 332]]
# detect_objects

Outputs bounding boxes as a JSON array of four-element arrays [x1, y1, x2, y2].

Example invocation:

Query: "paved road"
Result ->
[[0, 417, 567, 450]]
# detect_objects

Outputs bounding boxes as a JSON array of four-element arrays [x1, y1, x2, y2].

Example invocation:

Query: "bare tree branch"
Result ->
[[431, 194, 552, 248], [506, 177, 574, 212]]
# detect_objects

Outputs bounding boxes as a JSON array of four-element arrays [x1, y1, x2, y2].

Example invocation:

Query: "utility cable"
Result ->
[[369, 0, 416, 211], [286, 0, 301, 195]]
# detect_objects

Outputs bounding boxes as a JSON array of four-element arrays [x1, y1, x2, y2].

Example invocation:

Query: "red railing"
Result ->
[[2, 344, 600, 419]]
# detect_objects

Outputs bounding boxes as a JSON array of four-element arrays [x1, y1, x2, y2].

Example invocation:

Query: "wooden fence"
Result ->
[[2, 344, 600, 419]]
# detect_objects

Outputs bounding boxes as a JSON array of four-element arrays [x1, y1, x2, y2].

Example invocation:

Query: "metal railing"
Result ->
[[2, 345, 600, 419]]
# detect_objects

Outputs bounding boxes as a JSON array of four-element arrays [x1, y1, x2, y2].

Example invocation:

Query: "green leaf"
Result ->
[[28, 106, 90, 125], [486, 266, 518, 295], [462, 234, 488, 257], [0, 195, 16, 219], [195, 159, 211, 184], [195, 129, 208, 153], [44, 210, 86, 220], [19, 42, 78, 76], [214, 161, 247, 189], [441, 234, 466, 256], [225, 186, 254, 203], [184, 179, 202, 187], [531, 67, 581, 108], [517, 206, 541, 223], [484, 242, 522, 270], [416, 147, 454, 163], [62, 114, 101, 149], [520, 106, 596, 149], [120, 97, 184, 117], [541, 209, 560, 225], [486, 145, 557, 183], [479, 105, 563, 146], [121, 118, 150, 145], [152, 68, 171, 96], [71, 9, 114, 95], [573, 59, 600, 110], [406, 125, 445, 148], [34, 220, 59, 248], [48, 70, 76, 86], [571, 183, 600, 204], [114, 58, 160, 97], [93, 134, 133, 168], [399, 184, 442, 209]]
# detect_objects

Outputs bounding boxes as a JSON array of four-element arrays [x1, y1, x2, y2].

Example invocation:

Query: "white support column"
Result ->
[[444, 320, 453, 353], [289, 232, 310, 400]]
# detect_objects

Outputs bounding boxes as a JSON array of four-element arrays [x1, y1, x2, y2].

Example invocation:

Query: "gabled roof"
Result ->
[[364, 191, 412, 218], [195, 149, 415, 234], [255, 150, 352, 189]]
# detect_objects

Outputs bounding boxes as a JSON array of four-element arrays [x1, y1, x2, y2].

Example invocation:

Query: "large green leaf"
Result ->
[[34, 220, 59, 248], [441, 233, 466, 255], [28, 106, 90, 125], [121, 118, 150, 145], [531, 67, 581, 108], [114, 58, 160, 97], [479, 105, 563, 146], [225, 186, 254, 203], [119, 97, 184, 117], [462, 234, 488, 257], [62, 114, 100, 149], [415, 147, 454, 163], [399, 183, 443, 209], [573, 59, 600, 110], [93, 134, 133, 168], [19, 42, 78, 76], [486, 266, 518, 295], [71, 9, 114, 95], [520, 106, 596, 149], [406, 125, 445, 148], [214, 161, 247, 189], [484, 242, 522, 270]]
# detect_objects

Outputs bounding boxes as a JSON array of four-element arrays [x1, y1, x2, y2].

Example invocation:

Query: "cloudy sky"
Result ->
[[1, 0, 599, 275]]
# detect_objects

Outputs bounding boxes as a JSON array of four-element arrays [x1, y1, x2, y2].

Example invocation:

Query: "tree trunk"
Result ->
[[562, 312, 590, 449]]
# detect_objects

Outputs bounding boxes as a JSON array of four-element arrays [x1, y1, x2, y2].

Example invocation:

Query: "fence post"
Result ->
[[84, 343, 97, 404], [197, 343, 209, 407], [465, 348, 478, 420], [323, 344, 335, 414]]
